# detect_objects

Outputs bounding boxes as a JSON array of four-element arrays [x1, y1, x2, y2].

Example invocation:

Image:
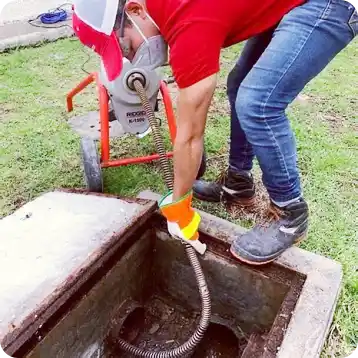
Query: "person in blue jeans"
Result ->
[[193, 0, 357, 264], [73, 0, 357, 265]]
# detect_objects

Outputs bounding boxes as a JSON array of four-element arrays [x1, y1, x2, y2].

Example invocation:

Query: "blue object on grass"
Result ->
[[39, 8, 68, 24]]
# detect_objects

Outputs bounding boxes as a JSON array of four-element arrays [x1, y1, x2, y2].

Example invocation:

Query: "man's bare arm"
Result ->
[[173, 74, 217, 200]]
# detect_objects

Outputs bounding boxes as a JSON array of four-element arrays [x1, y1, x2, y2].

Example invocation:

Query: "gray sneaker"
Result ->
[[230, 198, 309, 265]]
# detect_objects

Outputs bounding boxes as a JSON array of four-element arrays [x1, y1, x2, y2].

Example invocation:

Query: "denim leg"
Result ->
[[227, 28, 275, 172], [236, 0, 357, 203]]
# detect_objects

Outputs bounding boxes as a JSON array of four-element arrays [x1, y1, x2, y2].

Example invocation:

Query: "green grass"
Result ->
[[0, 38, 357, 356]]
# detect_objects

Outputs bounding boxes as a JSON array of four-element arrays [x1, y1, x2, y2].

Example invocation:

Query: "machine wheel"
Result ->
[[80, 137, 103, 193], [196, 150, 207, 179]]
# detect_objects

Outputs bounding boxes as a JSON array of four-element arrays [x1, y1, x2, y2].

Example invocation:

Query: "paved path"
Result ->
[[0, 0, 69, 24], [0, 0, 73, 51]]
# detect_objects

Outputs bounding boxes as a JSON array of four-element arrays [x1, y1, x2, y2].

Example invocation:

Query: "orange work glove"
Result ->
[[159, 190, 207, 255]]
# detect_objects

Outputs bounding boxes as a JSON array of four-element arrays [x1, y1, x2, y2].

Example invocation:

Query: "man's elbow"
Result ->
[[176, 74, 217, 141], [180, 74, 217, 109]]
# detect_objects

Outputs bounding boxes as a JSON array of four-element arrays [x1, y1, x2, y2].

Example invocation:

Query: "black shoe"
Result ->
[[193, 168, 255, 206], [230, 198, 309, 265]]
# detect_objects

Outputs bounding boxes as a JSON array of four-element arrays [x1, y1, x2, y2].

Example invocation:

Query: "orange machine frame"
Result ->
[[66, 72, 176, 168]]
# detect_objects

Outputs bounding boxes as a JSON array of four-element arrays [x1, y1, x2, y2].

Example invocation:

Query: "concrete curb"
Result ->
[[0, 21, 74, 52]]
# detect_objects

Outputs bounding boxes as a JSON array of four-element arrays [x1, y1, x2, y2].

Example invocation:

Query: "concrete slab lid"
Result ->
[[0, 191, 155, 343]]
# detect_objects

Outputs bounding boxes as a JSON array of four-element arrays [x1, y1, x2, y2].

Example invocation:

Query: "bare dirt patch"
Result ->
[[319, 112, 356, 133]]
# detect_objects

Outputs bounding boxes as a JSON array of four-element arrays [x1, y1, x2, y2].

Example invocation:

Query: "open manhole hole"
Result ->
[[100, 220, 305, 358], [107, 298, 248, 357]]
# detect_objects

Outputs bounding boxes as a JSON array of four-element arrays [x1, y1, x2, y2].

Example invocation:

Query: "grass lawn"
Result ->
[[0, 38, 357, 357]]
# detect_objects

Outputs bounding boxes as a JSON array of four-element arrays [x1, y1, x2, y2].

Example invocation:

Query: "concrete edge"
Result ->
[[0, 26, 74, 53], [137, 190, 343, 358], [276, 249, 343, 358]]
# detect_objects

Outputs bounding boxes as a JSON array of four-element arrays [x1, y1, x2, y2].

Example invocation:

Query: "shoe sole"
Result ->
[[193, 192, 221, 203], [229, 233, 307, 266]]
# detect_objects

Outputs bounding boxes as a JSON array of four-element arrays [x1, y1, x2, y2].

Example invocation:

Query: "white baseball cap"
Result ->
[[72, 0, 124, 81]]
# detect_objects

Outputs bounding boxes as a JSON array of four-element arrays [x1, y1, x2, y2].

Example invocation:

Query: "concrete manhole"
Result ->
[[0, 190, 342, 357]]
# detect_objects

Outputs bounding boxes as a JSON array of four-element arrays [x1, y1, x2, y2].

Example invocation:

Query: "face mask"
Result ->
[[131, 35, 168, 69], [126, 10, 168, 70]]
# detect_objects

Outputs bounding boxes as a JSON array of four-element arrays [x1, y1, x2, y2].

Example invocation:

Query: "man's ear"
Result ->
[[125, 1, 146, 19]]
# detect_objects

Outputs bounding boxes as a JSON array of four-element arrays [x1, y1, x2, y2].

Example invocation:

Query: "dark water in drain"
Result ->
[[110, 296, 247, 357]]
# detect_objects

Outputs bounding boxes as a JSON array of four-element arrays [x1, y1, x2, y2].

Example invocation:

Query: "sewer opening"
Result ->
[[106, 296, 248, 357], [101, 226, 305, 358]]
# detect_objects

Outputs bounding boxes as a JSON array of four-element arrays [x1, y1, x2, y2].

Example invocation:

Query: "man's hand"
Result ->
[[173, 74, 217, 200], [159, 190, 207, 254]]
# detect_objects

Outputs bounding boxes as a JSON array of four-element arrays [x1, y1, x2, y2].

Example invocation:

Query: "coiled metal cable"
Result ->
[[115, 79, 211, 357], [133, 80, 173, 190]]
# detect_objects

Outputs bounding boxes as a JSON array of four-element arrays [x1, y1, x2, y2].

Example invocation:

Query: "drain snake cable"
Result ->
[[114, 80, 212, 357]]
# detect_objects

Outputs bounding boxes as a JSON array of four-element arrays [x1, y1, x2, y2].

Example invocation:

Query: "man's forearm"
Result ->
[[173, 130, 204, 200], [171, 75, 217, 200]]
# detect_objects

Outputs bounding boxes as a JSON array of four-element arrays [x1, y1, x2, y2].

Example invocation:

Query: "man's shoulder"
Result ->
[[147, 0, 224, 38]]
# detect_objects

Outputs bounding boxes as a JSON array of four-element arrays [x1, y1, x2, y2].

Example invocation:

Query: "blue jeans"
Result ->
[[228, 0, 357, 203]]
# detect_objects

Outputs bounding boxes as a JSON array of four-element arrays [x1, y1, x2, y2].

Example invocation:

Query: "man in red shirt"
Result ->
[[72, 0, 357, 264]]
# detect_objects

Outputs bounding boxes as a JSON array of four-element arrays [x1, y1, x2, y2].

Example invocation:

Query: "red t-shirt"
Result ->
[[147, 0, 304, 88]]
